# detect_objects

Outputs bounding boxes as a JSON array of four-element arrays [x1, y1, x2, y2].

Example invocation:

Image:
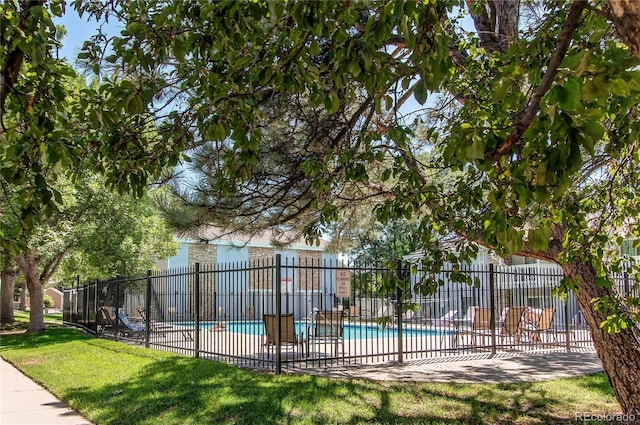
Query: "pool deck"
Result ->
[[135, 322, 596, 379], [301, 349, 603, 383]]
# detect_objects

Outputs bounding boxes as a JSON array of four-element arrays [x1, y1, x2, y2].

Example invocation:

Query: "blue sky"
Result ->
[[56, 8, 120, 64]]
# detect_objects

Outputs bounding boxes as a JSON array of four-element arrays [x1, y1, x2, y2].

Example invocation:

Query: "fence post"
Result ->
[[275, 254, 282, 374], [623, 269, 630, 296], [93, 280, 99, 333], [74, 282, 79, 326], [195, 263, 200, 358], [74, 275, 80, 325], [145, 270, 152, 348], [114, 276, 120, 341], [396, 259, 403, 364], [489, 264, 497, 356], [565, 295, 571, 352], [82, 283, 89, 329]]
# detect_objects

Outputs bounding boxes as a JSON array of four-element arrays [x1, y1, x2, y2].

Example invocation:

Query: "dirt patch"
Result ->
[[0, 328, 27, 335], [20, 358, 45, 366]]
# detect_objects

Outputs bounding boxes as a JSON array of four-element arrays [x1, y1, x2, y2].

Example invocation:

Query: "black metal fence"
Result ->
[[63, 256, 595, 373]]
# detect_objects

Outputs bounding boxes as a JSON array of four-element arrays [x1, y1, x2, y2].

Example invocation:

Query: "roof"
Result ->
[[44, 287, 63, 295], [179, 226, 331, 251]]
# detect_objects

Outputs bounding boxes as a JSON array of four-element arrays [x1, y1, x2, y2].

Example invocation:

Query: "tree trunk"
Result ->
[[19, 282, 26, 310], [608, 0, 640, 61], [16, 252, 45, 332], [0, 265, 18, 324], [564, 260, 640, 415], [25, 276, 44, 332]]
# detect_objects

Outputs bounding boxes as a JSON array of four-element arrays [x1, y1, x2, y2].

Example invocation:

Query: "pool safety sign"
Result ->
[[336, 269, 352, 298], [280, 277, 293, 293]]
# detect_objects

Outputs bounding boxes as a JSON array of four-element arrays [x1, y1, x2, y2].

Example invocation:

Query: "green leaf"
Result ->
[[492, 80, 510, 102], [559, 78, 581, 111], [582, 122, 604, 154], [611, 78, 630, 96], [174, 37, 186, 61], [309, 40, 320, 56], [381, 168, 392, 181], [214, 124, 227, 141], [581, 76, 609, 103], [413, 79, 428, 105], [35, 173, 47, 190], [125, 22, 146, 35], [360, 49, 373, 71], [546, 85, 565, 105], [496, 227, 524, 254], [325, 92, 340, 113], [465, 138, 484, 160], [528, 226, 552, 251], [348, 58, 361, 77]]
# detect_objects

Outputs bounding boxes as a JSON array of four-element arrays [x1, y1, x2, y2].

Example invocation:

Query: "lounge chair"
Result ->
[[136, 307, 174, 331], [97, 306, 117, 333], [446, 307, 490, 348], [306, 310, 344, 356], [168, 306, 179, 320], [500, 306, 526, 344], [520, 307, 541, 334], [138, 306, 194, 336], [117, 309, 146, 338], [431, 309, 458, 328], [118, 309, 194, 341], [377, 303, 395, 319], [349, 305, 360, 318], [431, 309, 458, 347], [462, 306, 477, 324], [403, 309, 416, 323], [470, 307, 492, 346], [529, 308, 556, 343], [263, 313, 304, 357]]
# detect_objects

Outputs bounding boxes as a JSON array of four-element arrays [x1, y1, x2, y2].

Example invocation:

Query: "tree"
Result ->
[[72, 0, 640, 412], [0, 256, 19, 324], [54, 188, 179, 284], [2, 173, 178, 330], [1, 0, 185, 330], [346, 220, 425, 266], [0, 183, 30, 324], [0, 0, 186, 248]]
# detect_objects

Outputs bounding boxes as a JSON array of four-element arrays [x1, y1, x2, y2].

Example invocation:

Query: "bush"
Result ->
[[43, 295, 54, 309]]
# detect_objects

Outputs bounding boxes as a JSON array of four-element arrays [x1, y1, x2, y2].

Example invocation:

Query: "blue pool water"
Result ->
[[187, 321, 448, 340]]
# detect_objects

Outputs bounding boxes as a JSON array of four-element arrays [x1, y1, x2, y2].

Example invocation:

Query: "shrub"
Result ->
[[43, 295, 54, 309]]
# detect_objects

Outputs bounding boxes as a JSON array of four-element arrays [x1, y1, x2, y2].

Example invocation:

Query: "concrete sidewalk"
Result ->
[[1, 358, 92, 425]]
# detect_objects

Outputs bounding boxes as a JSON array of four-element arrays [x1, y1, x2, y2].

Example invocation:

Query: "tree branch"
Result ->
[[487, 0, 587, 162], [0, 1, 47, 130], [40, 246, 73, 284]]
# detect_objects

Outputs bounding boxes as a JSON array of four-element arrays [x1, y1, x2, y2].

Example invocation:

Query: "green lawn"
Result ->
[[1, 310, 63, 331], [0, 317, 621, 425]]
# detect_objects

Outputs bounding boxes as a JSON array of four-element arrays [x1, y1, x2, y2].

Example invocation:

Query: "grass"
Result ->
[[1, 310, 63, 332], [0, 317, 621, 425]]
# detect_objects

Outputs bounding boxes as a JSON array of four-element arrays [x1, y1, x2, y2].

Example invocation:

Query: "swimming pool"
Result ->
[[188, 321, 449, 340]]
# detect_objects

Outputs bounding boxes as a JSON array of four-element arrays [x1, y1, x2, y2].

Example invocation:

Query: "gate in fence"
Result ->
[[63, 255, 594, 373]]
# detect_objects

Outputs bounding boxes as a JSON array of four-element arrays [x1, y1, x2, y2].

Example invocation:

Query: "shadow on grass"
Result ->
[[64, 355, 590, 425], [571, 372, 616, 398], [1, 328, 616, 425], [0, 327, 89, 351]]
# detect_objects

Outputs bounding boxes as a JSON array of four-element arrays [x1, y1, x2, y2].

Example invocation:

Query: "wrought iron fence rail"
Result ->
[[63, 256, 597, 373]]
